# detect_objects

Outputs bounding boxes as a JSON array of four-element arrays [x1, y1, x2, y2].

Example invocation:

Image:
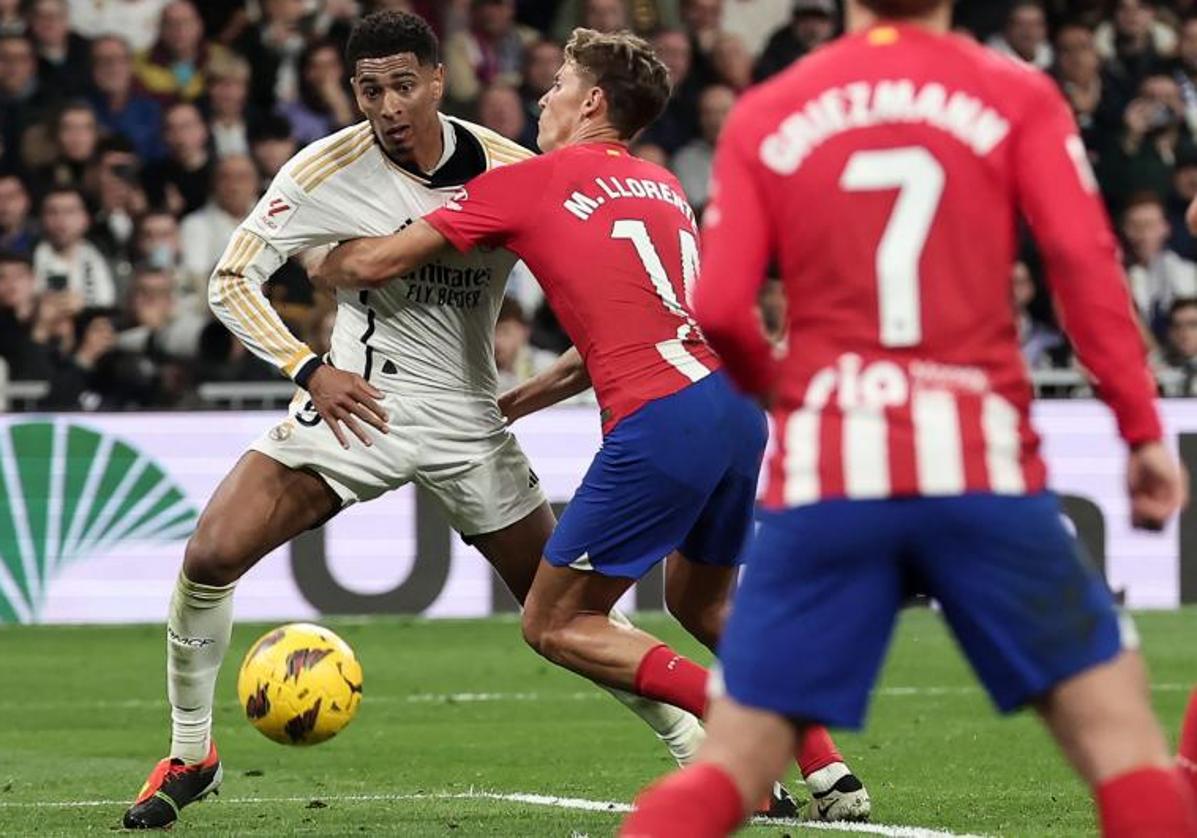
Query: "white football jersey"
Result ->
[[208, 115, 532, 398]]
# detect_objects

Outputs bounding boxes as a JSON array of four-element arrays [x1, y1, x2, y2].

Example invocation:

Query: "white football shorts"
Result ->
[[250, 389, 546, 537]]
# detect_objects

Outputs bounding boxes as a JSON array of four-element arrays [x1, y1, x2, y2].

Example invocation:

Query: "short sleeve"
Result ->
[[425, 155, 553, 252]]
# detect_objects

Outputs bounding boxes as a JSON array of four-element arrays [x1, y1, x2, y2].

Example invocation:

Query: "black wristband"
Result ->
[[293, 356, 325, 391]]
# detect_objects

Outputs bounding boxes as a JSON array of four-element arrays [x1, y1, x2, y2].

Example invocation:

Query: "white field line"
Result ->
[[0, 789, 978, 837], [2, 683, 1190, 713]]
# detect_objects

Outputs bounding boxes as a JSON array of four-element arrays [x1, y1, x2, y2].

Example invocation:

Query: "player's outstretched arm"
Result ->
[[693, 106, 777, 398], [498, 347, 592, 424], [1015, 84, 1185, 528], [311, 220, 449, 290]]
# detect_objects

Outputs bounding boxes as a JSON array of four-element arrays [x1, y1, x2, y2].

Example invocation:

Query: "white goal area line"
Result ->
[[0, 682, 1190, 712], [0, 789, 977, 837]]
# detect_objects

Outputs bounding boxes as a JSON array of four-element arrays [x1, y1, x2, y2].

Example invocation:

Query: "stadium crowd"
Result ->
[[4, 0, 1197, 409]]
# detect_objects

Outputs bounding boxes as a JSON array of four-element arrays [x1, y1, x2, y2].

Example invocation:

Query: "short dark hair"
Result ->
[[39, 185, 87, 212], [565, 28, 671, 140], [857, 0, 946, 17], [346, 10, 439, 71], [250, 113, 294, 144], [0, 249, 31, 270], [1171, 298, 1197, 320]]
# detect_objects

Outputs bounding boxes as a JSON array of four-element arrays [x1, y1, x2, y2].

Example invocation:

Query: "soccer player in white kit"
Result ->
[[122, 11, 704, 830]]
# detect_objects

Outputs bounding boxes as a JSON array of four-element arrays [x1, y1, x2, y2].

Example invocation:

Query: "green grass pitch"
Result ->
[[0, 609, 1193, 836]]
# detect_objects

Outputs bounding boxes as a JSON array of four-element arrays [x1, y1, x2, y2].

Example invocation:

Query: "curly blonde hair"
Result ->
[[563, 27, 672, 139]]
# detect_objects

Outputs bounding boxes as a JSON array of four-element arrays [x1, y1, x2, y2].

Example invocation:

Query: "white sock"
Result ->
[[167, 573, 235, 763], [605, 609, 707, 766]]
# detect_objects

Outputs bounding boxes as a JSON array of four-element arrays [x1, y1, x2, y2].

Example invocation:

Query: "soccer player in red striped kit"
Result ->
[[623, 0, 1197, 836]]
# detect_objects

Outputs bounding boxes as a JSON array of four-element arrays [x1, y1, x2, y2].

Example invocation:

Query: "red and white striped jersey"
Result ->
[[695, 23, 1161, 508]]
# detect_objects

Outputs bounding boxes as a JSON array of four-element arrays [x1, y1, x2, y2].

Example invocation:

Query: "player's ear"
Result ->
[[430, 64, 445, 105], [581, 85, 604, 121]]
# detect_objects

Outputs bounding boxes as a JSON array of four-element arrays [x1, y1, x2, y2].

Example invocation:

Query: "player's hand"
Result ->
[[307, 365, 389, 449], [1126, 441, 1188, 531], [310, 240, 374, 290], [497, 388, 524, 425]]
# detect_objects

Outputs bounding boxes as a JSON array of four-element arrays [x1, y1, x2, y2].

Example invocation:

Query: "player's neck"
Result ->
[[846, 5, 951, 34], [563, 120, 625, 150]]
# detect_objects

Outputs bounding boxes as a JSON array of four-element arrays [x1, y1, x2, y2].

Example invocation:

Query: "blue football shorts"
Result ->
[[544, 370, 768, 579], [717, 492, 1130, 729]]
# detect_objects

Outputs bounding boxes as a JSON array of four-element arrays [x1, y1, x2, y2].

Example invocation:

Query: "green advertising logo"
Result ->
[[0, 421, 197, 623]]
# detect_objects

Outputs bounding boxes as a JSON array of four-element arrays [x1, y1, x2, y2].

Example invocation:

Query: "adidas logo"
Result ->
[[0, 421, 197, 624]]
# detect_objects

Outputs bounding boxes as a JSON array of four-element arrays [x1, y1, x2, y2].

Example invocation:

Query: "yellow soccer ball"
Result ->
[[236, 623, 363, 745]]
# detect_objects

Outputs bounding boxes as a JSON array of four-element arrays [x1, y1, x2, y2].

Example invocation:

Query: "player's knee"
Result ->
[[182, 526, 249, 587], [666, 590, 723, 650], [520, 608, 569, 664]]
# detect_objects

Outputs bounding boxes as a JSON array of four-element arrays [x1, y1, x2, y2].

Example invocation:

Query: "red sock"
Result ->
[[1096, 766, 1197, 837], [621, 763, 745, 838], [633, 644, 710, 719], [1178, 688, 1197, 799], [796, 725, 843, 777]]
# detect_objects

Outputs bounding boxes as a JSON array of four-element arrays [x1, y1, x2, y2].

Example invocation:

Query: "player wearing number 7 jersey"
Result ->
[[622, 1, 1197, 836], [314, 27, 870, 821]]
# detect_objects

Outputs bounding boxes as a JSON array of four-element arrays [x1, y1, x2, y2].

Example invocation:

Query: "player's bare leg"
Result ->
[[123, 452, 341, 830], [472, 507, 706, 766], [662, 552, 867, 819], [1035, 650, 1197, 834], [524, 555, 868, 820], [1178, 686, 1197, 798]]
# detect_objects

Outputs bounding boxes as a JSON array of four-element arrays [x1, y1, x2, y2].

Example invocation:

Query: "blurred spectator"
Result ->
[[1, 33, 57, 171], [719, 0, 790, 57], [1173, 15, 1197, 136], [88, 35, 165, 161], [550, 0, 677, 40], [69, 304, 161, 408], [0, 249, 59, 380], [116, 265, 204, 362], [671, 83, 734, 212], [495, 295, 555, 391], [248, 113, 296, 187], [1122, 192, 1197, 340], [67, 0, 168, 53], [1012, 260, 1064, 369], [1169, 152, 1197, 260], [711, 31, 753, 91], [518, 39, 560, 128], [179, 154, 257, 296], [1055, 22, 1124, 153], [641, 29, 699, 153], [136, 0, 227, 104], [681, 0, 723, 85], [134, 209, 182, 275], [32, 186, 115, 305], [631, 141, 669, 167], [0, 0, 23, 36], [444, 0, 536, 108], [88, 136, 146, 286], [236, 0, 309, 109], [1097, 0, 1174, 95], [280, 38, 356, 146], [1164, 297, 1197, 393], [1100, 72, 1197, 211], [204, 51, 254, 157], [30, 100, 99, 196], [755, 0, 837, 83], [143, 101, 213, 215], [986, 1, 1053, 69], [0, 172, 36, 254], [581, 0, 627, 32], [28, 0, 91, 95], [478, 81, 536, 148]]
